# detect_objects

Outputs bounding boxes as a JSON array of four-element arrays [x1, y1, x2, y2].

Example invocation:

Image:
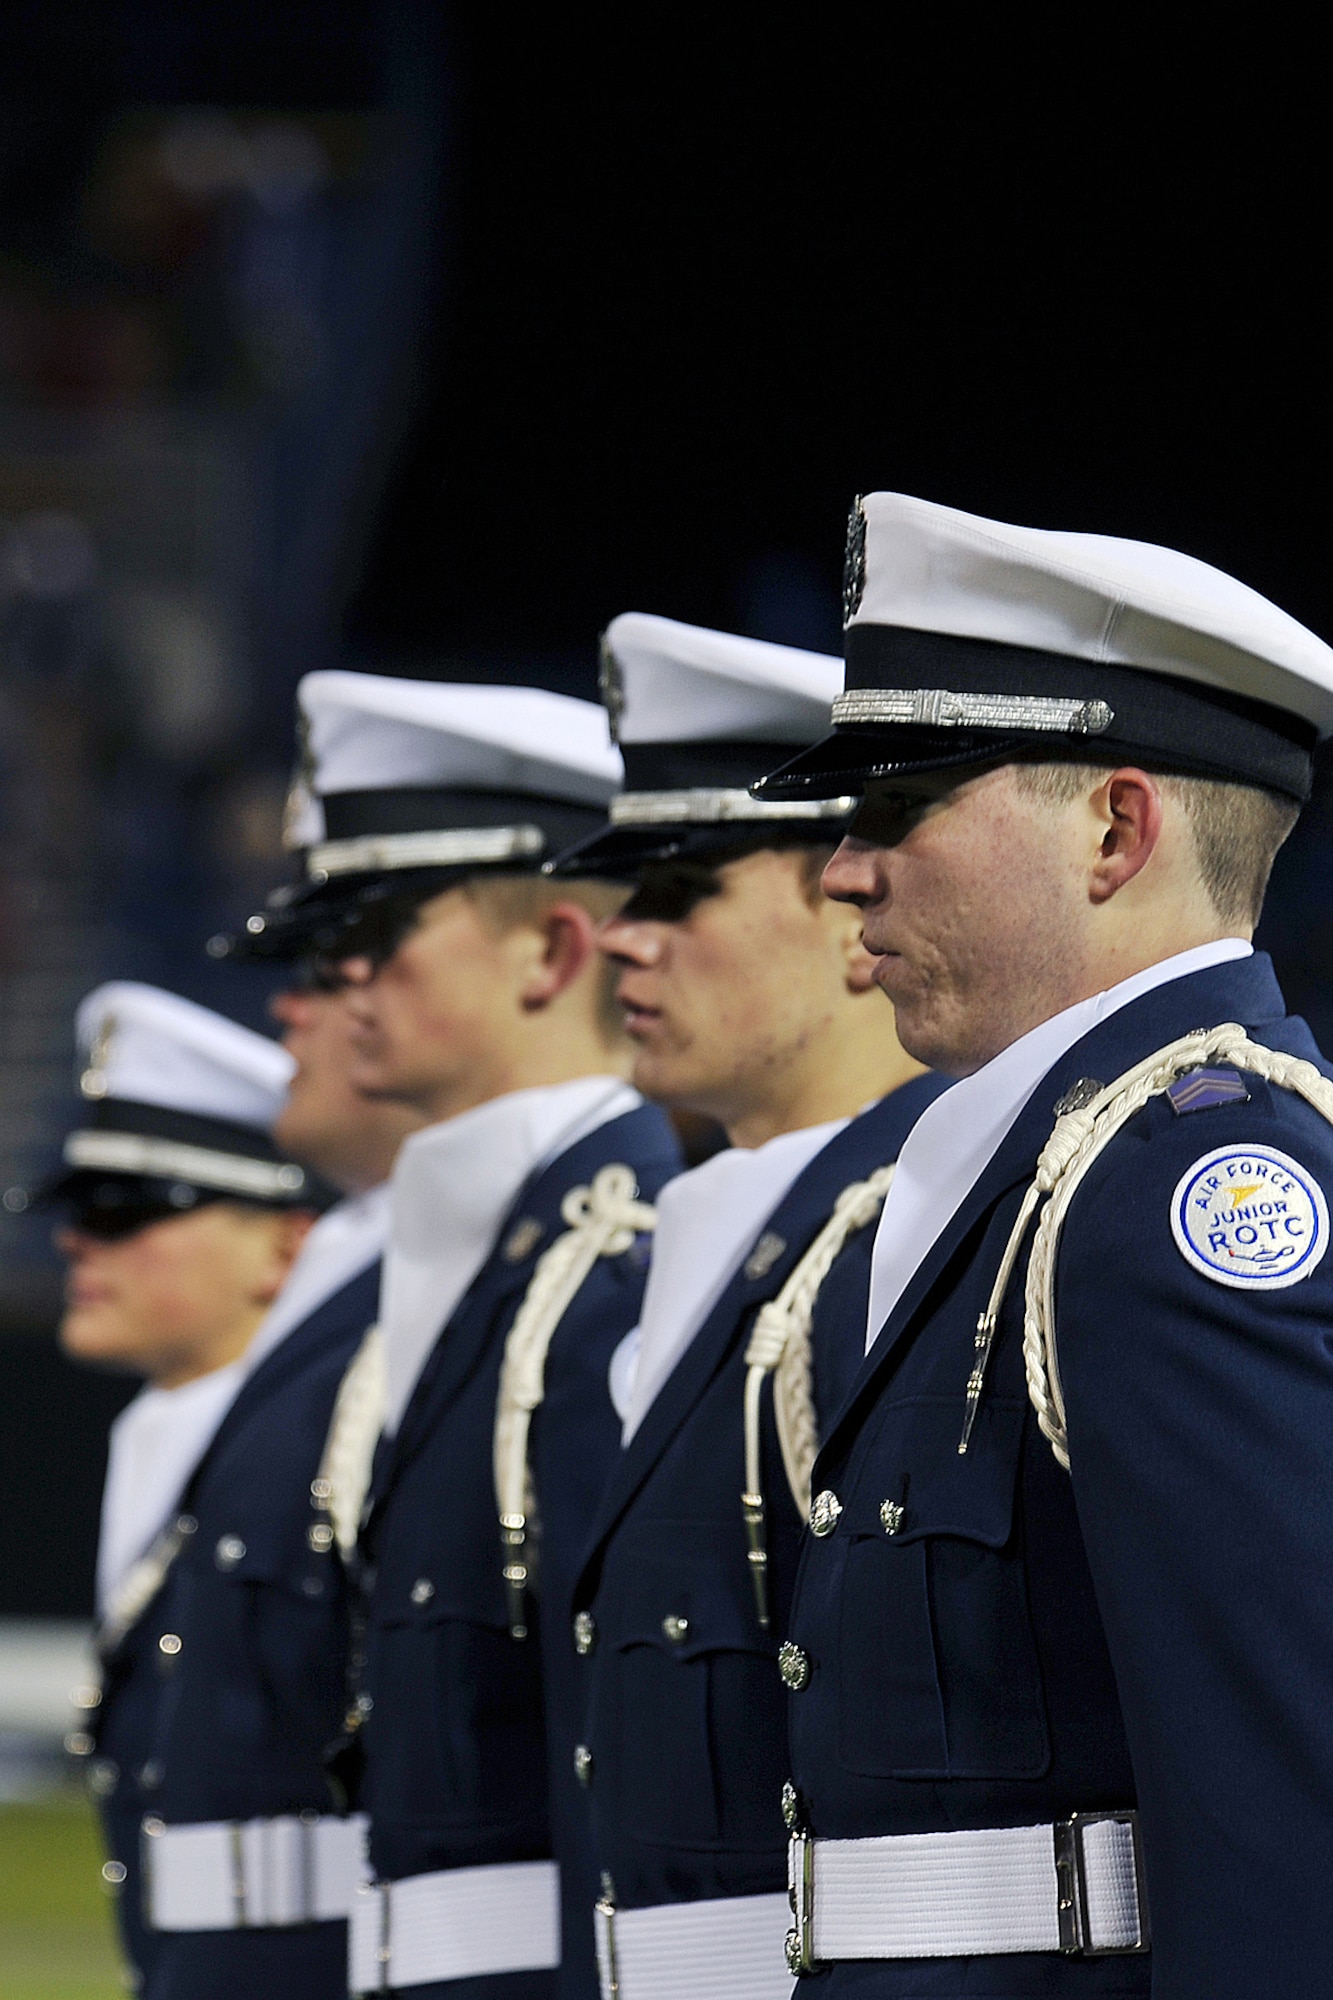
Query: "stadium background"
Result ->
[[0, 7, 1326, 1991]]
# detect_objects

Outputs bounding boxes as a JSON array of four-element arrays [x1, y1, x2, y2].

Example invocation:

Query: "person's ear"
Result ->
[[1086, 768, 1165, 904], [255, 1208, 315, 1305], [518, 901, 598, 1010]]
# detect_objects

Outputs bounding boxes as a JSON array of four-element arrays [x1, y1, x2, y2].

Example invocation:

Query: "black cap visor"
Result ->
[[214, 787, 610, 963]]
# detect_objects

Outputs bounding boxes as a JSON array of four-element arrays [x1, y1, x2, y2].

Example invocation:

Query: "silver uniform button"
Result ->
[[157, 1633, 182, 1657], [88, 1758, 118, 1797], [809, 1490, 842, 1538], [308, 1522, 335, 1552], [215, 1534, 246, 1568], [64, 1730, 94, 1757], [574, 1744, 594, 1786], [661, 1614, 689, 1645], [879, 1499, 905, 1536], [573, 1610, 596, 1656], [101, 1859, 127, 1887], [778, 1641, 811, 1691], [410, 1578, 435, 1605]]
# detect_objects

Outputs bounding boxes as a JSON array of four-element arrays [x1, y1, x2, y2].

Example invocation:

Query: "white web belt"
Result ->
[[348, 1860, 560, 1992], [786, 1814, 1147, 1968], [594, 1891, 793, 1999], [143, 1812, 368, 1930]]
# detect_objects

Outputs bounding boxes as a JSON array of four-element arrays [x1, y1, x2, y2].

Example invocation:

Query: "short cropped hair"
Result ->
[[1012, 762, 1299, 928], [463, 873, 628, 1043]]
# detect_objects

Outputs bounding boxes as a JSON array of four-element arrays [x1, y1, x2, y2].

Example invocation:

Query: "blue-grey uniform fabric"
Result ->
[[570, 1075, 947, 1925], [787, 953, 1333, 1999], [352, 1103, 682, 1999], [92, 1258, 381, 2000]]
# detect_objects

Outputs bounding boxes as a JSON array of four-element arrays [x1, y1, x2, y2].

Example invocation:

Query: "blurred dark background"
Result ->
[[0, 4, 1329, 1610]]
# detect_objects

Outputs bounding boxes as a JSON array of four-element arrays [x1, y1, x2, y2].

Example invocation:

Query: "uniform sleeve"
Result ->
[[1056, 1084, 1333, 2000]]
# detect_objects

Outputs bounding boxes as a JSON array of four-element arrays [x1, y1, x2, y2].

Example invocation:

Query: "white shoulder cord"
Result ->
[[964, 1022, 1333, 1472], [493, 1163, 657, 1639], [740, 1163, 896, 1628], [313, 1323, 386, 1558]]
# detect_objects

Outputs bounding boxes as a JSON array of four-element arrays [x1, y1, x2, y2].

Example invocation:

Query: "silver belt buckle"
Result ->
[[1054, 1810, 1150, 1956]]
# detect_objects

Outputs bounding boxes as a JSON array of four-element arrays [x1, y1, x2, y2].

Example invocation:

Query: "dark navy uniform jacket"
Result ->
[[570, 1076, 947, 1922], [93, 1256, 381, 2000], [788, 953, 1333, 2000], [354, 1103, 681, 2000]]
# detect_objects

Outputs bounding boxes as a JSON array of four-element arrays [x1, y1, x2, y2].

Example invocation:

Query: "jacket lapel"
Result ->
[[579, 1084, 948, 1568]]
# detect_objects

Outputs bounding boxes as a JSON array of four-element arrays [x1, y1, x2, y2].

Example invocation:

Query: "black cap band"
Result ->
[[752, 626, 1317, 804], [216, 788, 609, 961], [548, 738, 855, 879]]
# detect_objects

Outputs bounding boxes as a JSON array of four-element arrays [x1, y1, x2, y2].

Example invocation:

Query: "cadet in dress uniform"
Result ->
[[543, 616, 947, 2000], [234, 671, 682, 1999], [60, 980, 420, 2000], [743, 493, 1333, 1999]]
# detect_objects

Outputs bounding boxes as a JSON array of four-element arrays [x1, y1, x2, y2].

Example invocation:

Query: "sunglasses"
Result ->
[[61, 1179, 212, 1241]]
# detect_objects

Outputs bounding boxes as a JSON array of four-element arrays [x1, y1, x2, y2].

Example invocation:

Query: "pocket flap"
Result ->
[[602, 1543, 768, 1661], [839, 1396, 1026, 1550]]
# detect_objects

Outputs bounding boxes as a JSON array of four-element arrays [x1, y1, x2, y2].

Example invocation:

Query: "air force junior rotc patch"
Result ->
[[1171, 1143, 1329, 1289]]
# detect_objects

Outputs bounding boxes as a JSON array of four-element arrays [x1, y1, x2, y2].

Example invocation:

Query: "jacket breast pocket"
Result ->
[[596, 1537, 785, 1854], [366, 1588, 545, 1834], [835, 1399, 1049, 1782]]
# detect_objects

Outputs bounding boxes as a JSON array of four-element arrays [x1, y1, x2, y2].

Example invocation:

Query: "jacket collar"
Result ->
[[824, 952, 1290, 1455]]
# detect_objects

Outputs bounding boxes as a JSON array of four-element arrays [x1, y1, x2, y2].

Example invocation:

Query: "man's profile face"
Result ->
[[339, 885, 516, 1112], [596, 845, 846, 1128], [822, 762, 1083, 1077], [270, 984, 364, 1158]]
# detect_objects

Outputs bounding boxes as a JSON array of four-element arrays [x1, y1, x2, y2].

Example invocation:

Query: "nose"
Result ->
[[822, 836, 884, 907], [595, 913, 665, 967], [336, 955, 377, 988], [269, 987, 316, 1030]]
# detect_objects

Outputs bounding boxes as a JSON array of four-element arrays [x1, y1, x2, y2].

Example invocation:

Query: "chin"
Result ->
[[59, 1313, 128, 1368]]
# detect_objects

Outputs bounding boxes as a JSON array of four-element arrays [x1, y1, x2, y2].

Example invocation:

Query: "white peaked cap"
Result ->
[[755, 492, 1333, 805], [849, 493, 1333, 732], [297, 671, 622, 804], [76, 982, 294, 1129], [604, 613, 843, 744]]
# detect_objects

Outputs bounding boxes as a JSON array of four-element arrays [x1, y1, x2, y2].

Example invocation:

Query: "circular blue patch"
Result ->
[[1171, 1144, 1329, 1290]]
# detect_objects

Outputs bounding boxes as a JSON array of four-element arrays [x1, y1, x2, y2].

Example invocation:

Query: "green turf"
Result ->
[[0, 1796, 126, 1998]]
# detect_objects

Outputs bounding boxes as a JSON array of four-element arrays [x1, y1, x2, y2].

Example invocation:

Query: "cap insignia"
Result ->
[[80, 1013, 116, 1100], [282, 711, 318, 852], [744, 1231, 786, 1281], [503, 1217, 545, 1264], [842, 496, 867, 628], [1052, 1077, 1103, 1117], [598, 633, 625, 743]]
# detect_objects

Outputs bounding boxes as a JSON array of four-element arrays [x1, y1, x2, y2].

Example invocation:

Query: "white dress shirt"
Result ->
[[865, 939, 1253, 1350], [620, 1115, 848, 1442], [379, 1075, 641, 1434]]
